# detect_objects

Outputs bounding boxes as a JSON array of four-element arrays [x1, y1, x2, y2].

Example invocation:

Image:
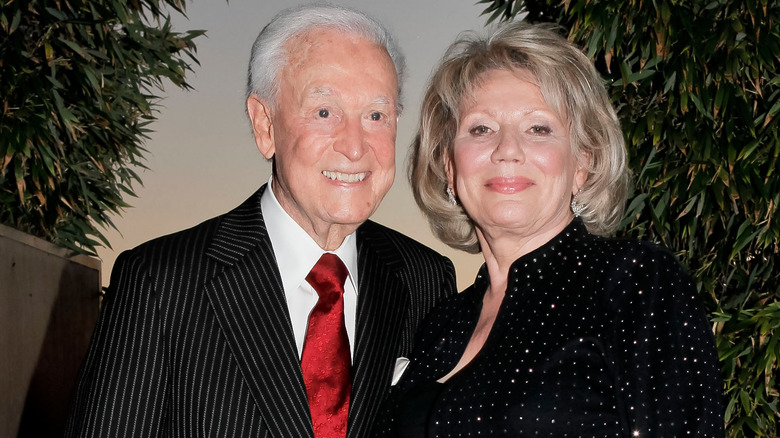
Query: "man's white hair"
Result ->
[[246, 3, 406, 113]]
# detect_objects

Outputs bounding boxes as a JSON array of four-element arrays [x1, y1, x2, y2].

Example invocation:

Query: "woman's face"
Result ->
[[448, 69, 587, 241]]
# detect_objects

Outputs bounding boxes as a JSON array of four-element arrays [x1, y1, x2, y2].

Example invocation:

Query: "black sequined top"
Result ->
[[374, 219, 723, 437]]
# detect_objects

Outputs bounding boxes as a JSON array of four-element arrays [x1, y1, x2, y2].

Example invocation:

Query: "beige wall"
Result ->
[[0, 224, 100, 438]]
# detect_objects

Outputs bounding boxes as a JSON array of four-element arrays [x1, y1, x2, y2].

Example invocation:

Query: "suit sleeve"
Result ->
[[611, 248, 724, 437], [442, 258, 457, 299], [65, 250, 168, 437]]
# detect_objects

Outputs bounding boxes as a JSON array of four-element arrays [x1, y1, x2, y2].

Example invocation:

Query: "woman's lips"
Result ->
[[484, 177, 534, 194]]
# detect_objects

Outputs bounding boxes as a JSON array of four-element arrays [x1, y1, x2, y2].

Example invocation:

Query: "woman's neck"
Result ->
[[477, 218, 573, 296]]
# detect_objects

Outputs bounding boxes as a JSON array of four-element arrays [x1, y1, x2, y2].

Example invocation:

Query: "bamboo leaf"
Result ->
[[626, 69, 656, 84], [9, 9, 21, 34]]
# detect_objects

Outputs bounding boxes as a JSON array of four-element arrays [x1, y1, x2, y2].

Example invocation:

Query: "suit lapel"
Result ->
[[203, 186, 314, 438], [202, 191, 410, 437], [347, 224, 409, 438]]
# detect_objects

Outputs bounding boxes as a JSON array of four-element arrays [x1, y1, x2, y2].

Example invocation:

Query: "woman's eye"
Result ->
[[470, 125, 492, 135], [529, 125, 551, 135], [370, 112, 382, 121], [318, 109, 330, 118]]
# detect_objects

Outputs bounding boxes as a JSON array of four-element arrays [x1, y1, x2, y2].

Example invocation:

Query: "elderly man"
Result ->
[[65, 4, 455, 438]]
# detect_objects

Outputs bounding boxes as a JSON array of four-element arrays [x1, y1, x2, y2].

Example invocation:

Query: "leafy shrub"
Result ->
[[0, 0, 203, 254]]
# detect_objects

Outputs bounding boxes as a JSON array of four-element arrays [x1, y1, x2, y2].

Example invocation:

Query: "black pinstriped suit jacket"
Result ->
[[65, 185, 456, 438]]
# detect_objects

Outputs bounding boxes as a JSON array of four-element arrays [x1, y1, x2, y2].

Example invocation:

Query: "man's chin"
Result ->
[[324, 203, 381, 226], [326, 211, 376, 227]]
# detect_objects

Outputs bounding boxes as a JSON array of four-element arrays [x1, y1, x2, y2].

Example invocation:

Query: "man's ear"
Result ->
[[246, 94, 275, 159]]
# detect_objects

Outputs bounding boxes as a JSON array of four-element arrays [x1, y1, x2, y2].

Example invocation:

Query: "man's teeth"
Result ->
[[323, 171, 366, 182]]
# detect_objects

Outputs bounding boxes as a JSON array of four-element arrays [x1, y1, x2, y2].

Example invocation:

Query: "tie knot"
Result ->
[[306, 253, 348, 299]]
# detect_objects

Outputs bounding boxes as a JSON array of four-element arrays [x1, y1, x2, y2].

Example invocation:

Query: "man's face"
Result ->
[[249, 29, 398, 248]]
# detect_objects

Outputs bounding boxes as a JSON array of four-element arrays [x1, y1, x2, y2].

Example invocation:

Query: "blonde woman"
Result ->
[[376, 22, 723, 437]]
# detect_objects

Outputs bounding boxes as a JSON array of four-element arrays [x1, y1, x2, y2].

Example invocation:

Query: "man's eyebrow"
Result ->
[[308, 87, 333, 98], [305, 88, 394, 107], [372, 96, 392, 106]]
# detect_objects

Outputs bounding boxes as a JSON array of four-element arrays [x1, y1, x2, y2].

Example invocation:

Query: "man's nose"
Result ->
[[333, 116, 367, 161]]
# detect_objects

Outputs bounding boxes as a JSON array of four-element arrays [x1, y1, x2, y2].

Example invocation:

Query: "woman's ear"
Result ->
[[573, 152, 592, 193], [246, 95, 275, 159], [445, 154, 456, 193]]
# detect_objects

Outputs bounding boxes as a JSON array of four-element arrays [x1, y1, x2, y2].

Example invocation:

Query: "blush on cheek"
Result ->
[[532, 151, 563, 173]]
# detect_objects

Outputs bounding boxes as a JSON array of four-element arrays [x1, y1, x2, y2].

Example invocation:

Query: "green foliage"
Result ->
[[480, 1, 780, 436], [0, 0, 204, 255]]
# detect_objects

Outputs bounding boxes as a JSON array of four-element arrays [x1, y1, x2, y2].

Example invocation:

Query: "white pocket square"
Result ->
[[391, 357, 410, 386]]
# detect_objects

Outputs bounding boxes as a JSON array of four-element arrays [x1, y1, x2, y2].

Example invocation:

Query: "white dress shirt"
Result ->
[[260, 177, 359, 360]]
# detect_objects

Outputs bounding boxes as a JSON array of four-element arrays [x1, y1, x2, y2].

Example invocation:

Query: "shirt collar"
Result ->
[[260, 176, 359, 294]]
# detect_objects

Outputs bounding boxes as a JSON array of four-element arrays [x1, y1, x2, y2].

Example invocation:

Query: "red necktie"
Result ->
[[301, 253, 351, 438]]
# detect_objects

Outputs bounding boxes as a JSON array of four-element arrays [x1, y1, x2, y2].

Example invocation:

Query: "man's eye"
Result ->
[[318, 109, 330, 118], [370, 112, 382, 121]]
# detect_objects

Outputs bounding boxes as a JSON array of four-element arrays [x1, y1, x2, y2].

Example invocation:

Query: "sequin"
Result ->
[[374, 219, 723, 437]]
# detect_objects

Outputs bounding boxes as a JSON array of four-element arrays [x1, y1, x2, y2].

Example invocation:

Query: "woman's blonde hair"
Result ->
[[410, 21, 631, 253]]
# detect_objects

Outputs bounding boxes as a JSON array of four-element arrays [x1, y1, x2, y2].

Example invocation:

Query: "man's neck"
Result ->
[[267, 178, 359, 251]]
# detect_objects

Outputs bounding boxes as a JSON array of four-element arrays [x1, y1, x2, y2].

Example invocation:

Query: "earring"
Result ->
[[570, 188, 585, 217], [446, 187, 458, 206]]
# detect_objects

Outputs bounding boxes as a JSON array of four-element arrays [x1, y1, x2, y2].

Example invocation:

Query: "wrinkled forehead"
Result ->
[[283, 28, 394, 76]]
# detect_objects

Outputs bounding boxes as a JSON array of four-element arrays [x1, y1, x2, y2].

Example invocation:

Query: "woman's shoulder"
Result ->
[[535, 219, 681, 270], [579, 233, 703, 315], [408, 278, 485, 357], [578, 231, 683, 269], [424, 281, 482, 323]]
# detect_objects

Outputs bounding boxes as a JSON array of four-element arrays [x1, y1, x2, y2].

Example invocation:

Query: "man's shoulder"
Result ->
[[357, 220, 449, 264], [357, 220, 455, 295], [118, 215, 224, 268], [124, 188, 265, 261]]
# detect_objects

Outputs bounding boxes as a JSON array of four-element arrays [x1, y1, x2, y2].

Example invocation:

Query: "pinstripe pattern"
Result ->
[[65, 185, 456, 438]]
